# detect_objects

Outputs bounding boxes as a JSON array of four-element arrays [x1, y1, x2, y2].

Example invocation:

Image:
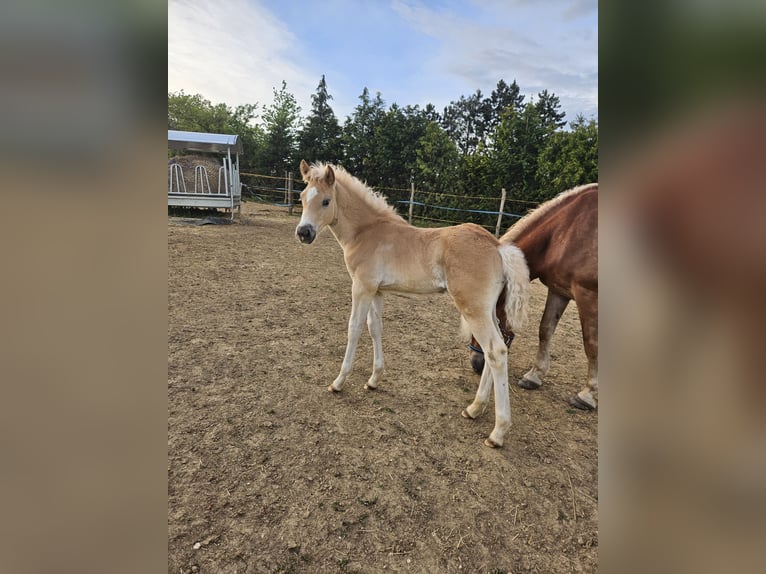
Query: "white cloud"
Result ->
[[392, 0, 598, 119], [168, 0, 598, 124], [168, 0, 315, 118]]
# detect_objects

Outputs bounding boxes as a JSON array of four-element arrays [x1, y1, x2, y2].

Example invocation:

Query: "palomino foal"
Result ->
[[295, 160, 529, 448]]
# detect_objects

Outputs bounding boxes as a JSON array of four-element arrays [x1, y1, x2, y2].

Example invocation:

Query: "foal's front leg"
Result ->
[[365, 293, 384, 390], [329, 282, 374, 392]]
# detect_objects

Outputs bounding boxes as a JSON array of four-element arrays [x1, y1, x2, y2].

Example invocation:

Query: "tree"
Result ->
[[169, 91, 224, 132], [534, 89, 567, 133], [487, 79, 525, 134], [167, 91, 264, 169], [441, 90, 491, 155], [297, 75, 342, 164], [415, 122, 459, 193], [489, 103, 547, 202], [422, 103, 441, 124], [342, 88, 386, 181], [370, 103, 430, 189], [537, 115, 598, 194], [258, 81, 302, 176]]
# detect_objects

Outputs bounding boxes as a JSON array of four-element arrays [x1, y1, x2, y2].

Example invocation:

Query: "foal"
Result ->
[[295, 160, 529, 447]]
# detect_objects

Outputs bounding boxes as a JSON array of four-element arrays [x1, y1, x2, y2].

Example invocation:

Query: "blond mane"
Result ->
[[305, 162, 402, 221], [503, 183, 597, 242]]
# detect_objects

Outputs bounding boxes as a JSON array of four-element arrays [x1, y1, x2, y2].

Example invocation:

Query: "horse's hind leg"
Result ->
[[365, 294, 384, 390], [519, 290, 569, 390], [461, 315, 511, 447], [462, 358, 494, 419], [569, 285, 598, 410]]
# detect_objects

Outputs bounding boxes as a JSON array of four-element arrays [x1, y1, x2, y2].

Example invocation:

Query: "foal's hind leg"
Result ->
[[569, 285, 598, 410], [365, 294, 384, 390], [518, 290, 569, 390], [462, 358, 494, 419], [461, 316, 511, 447]]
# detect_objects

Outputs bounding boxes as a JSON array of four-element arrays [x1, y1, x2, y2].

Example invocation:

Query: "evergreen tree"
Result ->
[[455, 150, 495, 226], [535, 89, 567, 133], [489, 103, 547, 202], [371, 103, 430, 189], [422, 103, 441, 124], [415, 122, 459, 193], [537, 115, 598, 194], [441, 89, 490, 155], [487, 79, 525, 133], [297, 75, 342, 164], [258, 81, 302, 176], [342, 88, 386, 181]]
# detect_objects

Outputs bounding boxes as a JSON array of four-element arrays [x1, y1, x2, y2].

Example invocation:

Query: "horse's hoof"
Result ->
[[364, 383, 378, 391], [470, 355, 484, 375], [328, 385, 341, 393], [569, 395, 595, 410], [517, 378, 541, 390], [483, 437, 502, 448], [461, 409, 474, 419]]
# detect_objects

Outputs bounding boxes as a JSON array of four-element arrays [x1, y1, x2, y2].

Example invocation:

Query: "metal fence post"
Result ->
[[495, 188, 507, 237]]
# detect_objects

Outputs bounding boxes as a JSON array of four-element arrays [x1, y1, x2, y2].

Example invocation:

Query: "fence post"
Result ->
[[495, 188, 507, 237], [287, 172, 294, 216], [408, 180, 415, 225]]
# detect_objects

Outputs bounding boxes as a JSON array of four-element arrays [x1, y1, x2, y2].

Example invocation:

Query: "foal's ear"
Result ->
[[324, 165, 335, 186], [300, 159, 311, 181]]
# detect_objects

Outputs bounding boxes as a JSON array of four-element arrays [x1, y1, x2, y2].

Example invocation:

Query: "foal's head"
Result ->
[[295, 159, 337, 244]]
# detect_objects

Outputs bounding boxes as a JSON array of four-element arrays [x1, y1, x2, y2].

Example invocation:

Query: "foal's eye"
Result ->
[[322, 198, 331, 207]]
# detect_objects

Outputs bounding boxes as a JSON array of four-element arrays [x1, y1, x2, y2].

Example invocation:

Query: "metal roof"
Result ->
[[168, 130, 242, 154]]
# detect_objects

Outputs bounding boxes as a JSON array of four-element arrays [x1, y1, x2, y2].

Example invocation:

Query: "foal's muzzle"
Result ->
[[296, 224, 316, 244]]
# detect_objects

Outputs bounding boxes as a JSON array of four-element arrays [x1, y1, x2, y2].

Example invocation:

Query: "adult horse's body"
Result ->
[[468, 184, 598, 410], [295, 160, 529, 448]]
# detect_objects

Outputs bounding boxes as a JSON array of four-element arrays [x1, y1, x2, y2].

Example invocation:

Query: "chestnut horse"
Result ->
[[468, 184, 598, 410], [295, 160, 529, 448]]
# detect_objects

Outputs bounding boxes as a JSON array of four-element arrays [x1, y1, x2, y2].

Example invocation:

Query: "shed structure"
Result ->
[[168, 130, 242, 218]]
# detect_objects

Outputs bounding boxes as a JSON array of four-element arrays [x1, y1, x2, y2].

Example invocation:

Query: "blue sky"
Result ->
[[168, 0, 597, 125]]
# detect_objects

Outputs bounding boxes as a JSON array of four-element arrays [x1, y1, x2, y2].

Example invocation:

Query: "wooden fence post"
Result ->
[[287, 172, 294, 216], [495, 188, 507, 237], [408, 180, 415, 225]]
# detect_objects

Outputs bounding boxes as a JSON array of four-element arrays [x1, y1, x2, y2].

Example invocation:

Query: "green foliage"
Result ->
[[415, 122, 459, 192], [441, 89, 490, 155], [535, 89, 567, 132], [489, 103, 547, 202], [342, 87, 386, 181], [257, 81, 303, 176], [167, 77, 597, 222], [487, 79, 525, 134], [297, 75, 342, 164], [168, 90, 264, 169], [371, 103, 430, 189], [537, 115, 599, 193]]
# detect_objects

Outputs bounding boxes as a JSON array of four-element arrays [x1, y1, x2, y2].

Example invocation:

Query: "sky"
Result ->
[[168, 0, 597, 125]]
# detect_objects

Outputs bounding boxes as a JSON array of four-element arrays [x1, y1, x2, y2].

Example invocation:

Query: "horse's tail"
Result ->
[[498, 243, 529, 333]]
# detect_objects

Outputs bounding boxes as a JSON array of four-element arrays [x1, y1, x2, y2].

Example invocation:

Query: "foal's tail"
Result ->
[[498, 243, 529, 333]]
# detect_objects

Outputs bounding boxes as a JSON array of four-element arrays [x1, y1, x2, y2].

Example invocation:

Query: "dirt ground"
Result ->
[[168, 202, 598, 574]]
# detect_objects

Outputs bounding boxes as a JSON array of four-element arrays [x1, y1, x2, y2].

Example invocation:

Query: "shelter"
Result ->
[[168, 130, 242, 218]]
